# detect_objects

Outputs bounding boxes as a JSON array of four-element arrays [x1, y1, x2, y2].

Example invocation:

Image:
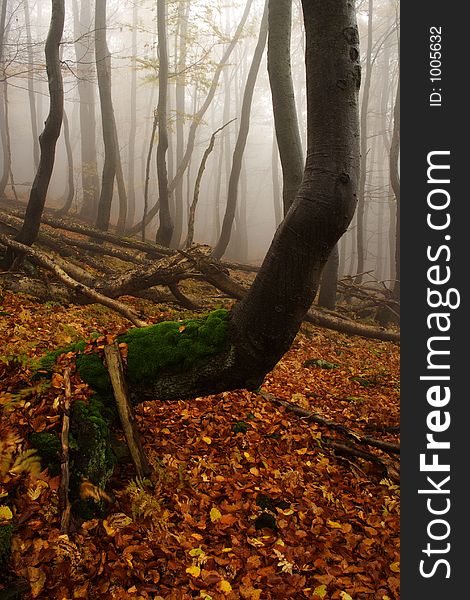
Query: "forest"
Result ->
[[0, 0, 400, 598]]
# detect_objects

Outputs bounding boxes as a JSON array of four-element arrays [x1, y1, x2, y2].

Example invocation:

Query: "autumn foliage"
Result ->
[[0, 290, 399, 599]]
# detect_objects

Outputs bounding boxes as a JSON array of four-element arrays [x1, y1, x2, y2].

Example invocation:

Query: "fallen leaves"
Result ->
[[0, 289, 400, 598]]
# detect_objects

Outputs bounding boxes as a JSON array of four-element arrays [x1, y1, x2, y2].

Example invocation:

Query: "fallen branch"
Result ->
[[59, 368, 72, 533], [0, 233, 148, 327], [104, 344, 151, 478]]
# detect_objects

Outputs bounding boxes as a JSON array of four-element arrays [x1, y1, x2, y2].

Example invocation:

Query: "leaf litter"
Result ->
[[0, 290, 399, 599]]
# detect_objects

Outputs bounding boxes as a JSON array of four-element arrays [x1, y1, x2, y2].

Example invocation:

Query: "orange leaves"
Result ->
[[1, 288, 400, 599]]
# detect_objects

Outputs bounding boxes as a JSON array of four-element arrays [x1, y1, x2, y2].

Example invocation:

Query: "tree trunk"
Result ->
[[126, 1, 138, 229], [128, 0, 361, 402], [267, 0, 304, 216], [95, 0, 117, 232], [0, 0, 9, 197], [155, 0, 172, 247], [3, 0, 64, 260], [73, 0, 100, 221], [171, 0, 189, 248], [355, 0, 373, 284], [390, 75, 400, 299], [317, 244, 339, 310], [212, 0, 268, 259], [23, 0, 40, 171], [271, 133, 282, 228], [58, 108, 75, 214]]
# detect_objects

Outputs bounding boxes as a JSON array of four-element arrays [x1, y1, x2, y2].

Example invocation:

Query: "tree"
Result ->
[[355, 0, 374, 283], [72, 0, 100, 221], [2, 0, 64, 264], [118, 0, 361, 403], [212, 0, 269, 259], [95, 0, 118, 231], [155, 0, 172, 246], [390, 74, 399, 299], [23, 0, 40, 170], [129, 0, 254, 236], [0, 0, 9, 198], [267, 0, 304, 216]]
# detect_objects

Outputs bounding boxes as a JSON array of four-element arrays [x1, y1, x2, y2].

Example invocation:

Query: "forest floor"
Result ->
[[0, 287, 400, 600]]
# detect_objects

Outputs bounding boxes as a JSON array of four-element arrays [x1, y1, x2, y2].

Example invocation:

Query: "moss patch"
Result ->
[[0, 523, 13, 566], [30, 432, 61, 476], [119, 309, 230, 384]]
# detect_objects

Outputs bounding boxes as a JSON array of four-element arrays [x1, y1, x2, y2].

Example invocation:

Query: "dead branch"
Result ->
[[104, 344, 151, 478], [261, 391, 400, 454], [59, 368, 72, 533], [0, 233, 148, 327]]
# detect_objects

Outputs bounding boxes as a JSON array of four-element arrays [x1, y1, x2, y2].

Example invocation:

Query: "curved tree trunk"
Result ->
[[267, 0, 304, 216], [212, 0, 268, 259], [155, 0, 172, 247], [95, 0, 117, 232], [128, 0, 361, 402], [3, 0, 64, 264]]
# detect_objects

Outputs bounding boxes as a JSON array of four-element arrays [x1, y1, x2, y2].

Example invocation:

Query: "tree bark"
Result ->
[[390, 75, 400, 299], [126, 1, 138, 229], [212, 0, 268, 259], [355, 0, 373, 284], [23, 0, 40, 170], [73, 0, 100, 221], [95, 0, 117, 232], [318, 244, 339, 310], [267, 0, 304, 216], [58, 108, 75, 214], [155, 0, 172, 246], [3, 0, 64, 263]]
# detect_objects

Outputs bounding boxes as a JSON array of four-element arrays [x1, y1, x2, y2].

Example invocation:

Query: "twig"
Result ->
[[260, 391, 400, 455], [59, 368, 72, 533]]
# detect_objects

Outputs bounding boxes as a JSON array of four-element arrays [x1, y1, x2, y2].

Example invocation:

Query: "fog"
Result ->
[[1, 0, 399, 280]]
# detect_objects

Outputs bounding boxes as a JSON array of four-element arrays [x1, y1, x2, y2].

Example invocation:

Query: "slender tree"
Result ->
[[72, 0, 100, 220], [390, 75, 400, 299], [58, 108, 75, 214], [0, 0, 9, 197], [23, 0, 40, 170], [126, 1, 138, 229], [95, 0, 117, 231], [355, 0, 374, 283], [267, 0, 304, 216], [3, 0, 65, 265], [129, 0, 254, 235], [213, 0, 269, 259], [155, 0, 172, 246]]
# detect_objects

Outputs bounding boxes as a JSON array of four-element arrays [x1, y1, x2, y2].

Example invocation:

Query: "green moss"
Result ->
[[75, 353, 112, 396], [69, 399, 116, 508], [0, 524, 13, 566], [119, 309, 230, 384], [37, 340, 86, 373], [30, 432, 61, 476]]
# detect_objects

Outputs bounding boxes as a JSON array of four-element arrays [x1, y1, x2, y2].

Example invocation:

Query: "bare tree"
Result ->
[[213, 0, 269, 259], [155, 0, 172, 246], [3, 0, 65, 266]]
